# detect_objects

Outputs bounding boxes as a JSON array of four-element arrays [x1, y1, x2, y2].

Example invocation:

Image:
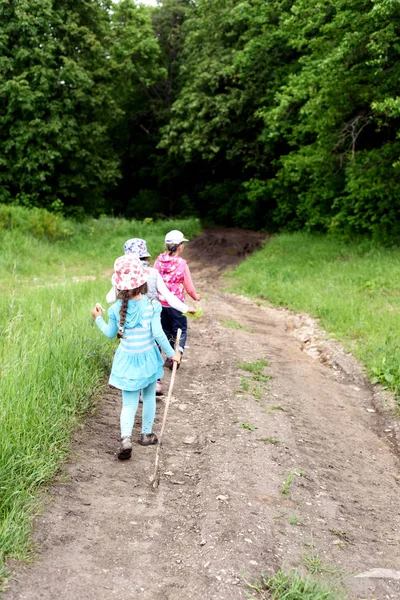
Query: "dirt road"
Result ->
[[4, 230, 400, 600]]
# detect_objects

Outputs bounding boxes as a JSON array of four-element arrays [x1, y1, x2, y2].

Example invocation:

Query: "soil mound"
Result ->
[[186, 227, 267, 269]]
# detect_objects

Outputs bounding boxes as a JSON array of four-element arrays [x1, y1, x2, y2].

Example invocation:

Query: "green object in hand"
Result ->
[[184, 307, 204, 319]]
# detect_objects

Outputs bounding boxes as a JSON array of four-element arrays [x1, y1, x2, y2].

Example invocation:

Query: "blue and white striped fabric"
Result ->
[[119, 303, 156, 355]]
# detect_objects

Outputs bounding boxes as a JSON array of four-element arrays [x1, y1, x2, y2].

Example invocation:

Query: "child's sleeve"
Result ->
[[150, 302, 175, 358], [95, 306, 119, 338], [106, 286, 117, 304], [183, 264, 201, 301], [156, 272, 189, 313]]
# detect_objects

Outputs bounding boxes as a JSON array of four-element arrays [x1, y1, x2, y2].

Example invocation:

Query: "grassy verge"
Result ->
[[244, 568, 343, 599], [228, 232, 400, 405], [0, 282, 112, 585], [0, 208, 201, 585], [0, 207, 201, 294]]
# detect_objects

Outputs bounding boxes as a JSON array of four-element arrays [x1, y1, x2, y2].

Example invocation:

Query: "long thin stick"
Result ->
[[151, 328, 182, 490]]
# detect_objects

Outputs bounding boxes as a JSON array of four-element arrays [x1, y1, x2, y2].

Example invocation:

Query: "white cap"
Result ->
[[165, 230, 189, 245]]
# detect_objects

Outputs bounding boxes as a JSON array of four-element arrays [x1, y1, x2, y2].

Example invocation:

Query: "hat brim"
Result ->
[[124, 250, 151, 258], [165, 238, 189, 244]]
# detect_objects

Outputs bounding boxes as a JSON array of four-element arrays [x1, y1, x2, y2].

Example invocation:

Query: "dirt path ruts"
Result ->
[[4, 230, 400, 600]]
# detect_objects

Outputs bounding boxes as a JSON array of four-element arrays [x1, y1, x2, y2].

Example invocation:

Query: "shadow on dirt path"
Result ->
[[4, 229, 400, 600]]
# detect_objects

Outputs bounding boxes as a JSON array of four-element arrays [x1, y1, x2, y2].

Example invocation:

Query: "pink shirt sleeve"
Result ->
[[183, 264, 200, 300]]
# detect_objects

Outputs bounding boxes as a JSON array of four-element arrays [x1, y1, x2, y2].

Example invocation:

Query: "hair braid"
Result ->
[[116, 284, 148, 339], [117, 293, 129, 339]]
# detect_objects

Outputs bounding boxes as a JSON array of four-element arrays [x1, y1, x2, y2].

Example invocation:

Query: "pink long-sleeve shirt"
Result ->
[[154, 253, 200, 307]]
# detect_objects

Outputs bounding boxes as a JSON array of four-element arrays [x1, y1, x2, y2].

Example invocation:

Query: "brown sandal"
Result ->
[[139, 433, 158, 446]]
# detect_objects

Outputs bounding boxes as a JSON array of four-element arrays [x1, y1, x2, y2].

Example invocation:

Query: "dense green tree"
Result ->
[[147, 0, 194, 217], [99, 0, 193, 219], [1, 0, 400, 238], [105, 0, 167, 216], [263, 0, 400, 238], [0, 0, 163, 216], [160, 0, 400, 238], [0, 0, 120, 214], [113, 0, 193, 218], [159, 0, 297, 228]]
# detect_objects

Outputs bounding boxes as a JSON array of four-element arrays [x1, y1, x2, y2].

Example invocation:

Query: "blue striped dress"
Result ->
[[95, 296, 174, 391]]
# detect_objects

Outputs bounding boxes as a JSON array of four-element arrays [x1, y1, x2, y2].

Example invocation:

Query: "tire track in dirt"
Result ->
[[4, 230, 400, 600]]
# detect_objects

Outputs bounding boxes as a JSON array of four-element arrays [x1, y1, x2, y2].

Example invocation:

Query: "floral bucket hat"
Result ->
[[111, 255, 149, 291], [123, 238, 151, 258]]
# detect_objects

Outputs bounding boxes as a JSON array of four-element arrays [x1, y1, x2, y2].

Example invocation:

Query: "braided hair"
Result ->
[[116, 283, 148, 338]]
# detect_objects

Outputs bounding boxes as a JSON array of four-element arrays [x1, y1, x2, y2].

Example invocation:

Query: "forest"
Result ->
[[1, 4, 400, 595], [1, 0, 399, 240]]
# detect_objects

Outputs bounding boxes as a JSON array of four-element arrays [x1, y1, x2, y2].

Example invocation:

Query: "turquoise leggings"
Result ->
[[120, 381, 157, 438]]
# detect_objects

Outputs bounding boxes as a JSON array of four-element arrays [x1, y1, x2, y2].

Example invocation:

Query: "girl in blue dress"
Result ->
[[92, 255, 181, 460]]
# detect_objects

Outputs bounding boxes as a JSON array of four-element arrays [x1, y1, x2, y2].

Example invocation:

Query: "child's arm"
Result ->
[[151, 305, 181, 363], [91, 304, 118, 338], [156, 272, 189, 313], [183, 264, 201, 301]]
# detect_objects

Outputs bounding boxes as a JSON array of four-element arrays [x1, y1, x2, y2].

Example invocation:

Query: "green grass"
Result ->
[[281, 471, 296, 496], [302, 550, 326, 576], [302, 547, 343, 578], [237, 358, 269, 375], [281, 469, 307, 497], [241, 422, 257, 431], [329, 530, 353, 544], [258, 436, 280, 445], [0, 209, 201, 294], [244, 568, 342, 599], [0, 282, 114, 585], [235, 359, 271, 401], [238, 377, 250, 392], [220, 319, 254, 333], [0, 208, 202, 584], [289, 513, 303, 526], [228, 232, 400, 405]]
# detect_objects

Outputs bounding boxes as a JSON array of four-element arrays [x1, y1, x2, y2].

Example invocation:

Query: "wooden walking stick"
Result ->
[[151, 328, 182, 490]]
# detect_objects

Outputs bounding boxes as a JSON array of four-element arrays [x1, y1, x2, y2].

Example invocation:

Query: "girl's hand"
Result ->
[[172, 351, 181, 364], [196, 294, 202, 301], [92, 303, 103, 319]]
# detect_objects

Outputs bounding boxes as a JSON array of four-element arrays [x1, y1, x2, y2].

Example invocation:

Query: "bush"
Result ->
[[0, 205, 74, 240]]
